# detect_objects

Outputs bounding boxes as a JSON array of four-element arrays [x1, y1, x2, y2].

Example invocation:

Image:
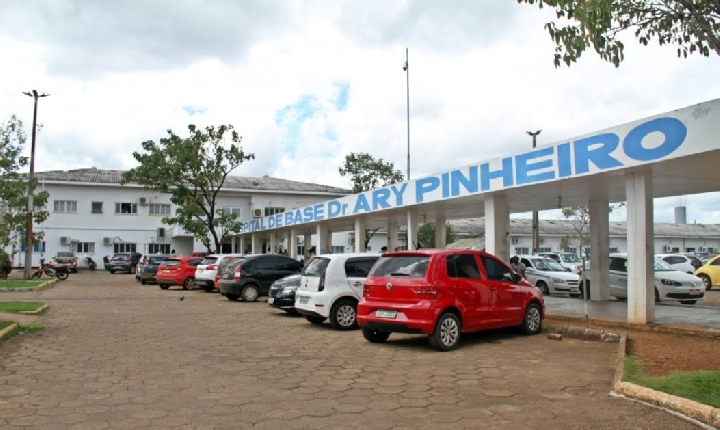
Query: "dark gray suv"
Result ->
[[108, 252, 143, 274], [218, 254, 303, 302]]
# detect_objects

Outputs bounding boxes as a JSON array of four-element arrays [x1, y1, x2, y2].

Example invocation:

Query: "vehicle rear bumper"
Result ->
[[357, 302, 435, 334]]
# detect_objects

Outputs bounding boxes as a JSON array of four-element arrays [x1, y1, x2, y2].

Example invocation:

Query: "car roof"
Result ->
[[382, 249, 492, 257], [314, 253, 380, 260]]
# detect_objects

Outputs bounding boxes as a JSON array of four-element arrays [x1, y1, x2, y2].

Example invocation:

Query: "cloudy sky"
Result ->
[[1, 1, 719, 223]]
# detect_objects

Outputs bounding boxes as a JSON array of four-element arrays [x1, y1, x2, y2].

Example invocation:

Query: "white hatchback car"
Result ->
[[537, 252, 583, 273], [655, 253, 697, 274], [580, 253, 705, 305], [294, 253, 380, 330], [517, 255, 581, 297], [195, 254, 244, 292]]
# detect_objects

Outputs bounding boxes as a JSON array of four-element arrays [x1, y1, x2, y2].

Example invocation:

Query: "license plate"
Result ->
[[690, 289, 701, 296], [376, 309, 397, 319], [298, 296, 309, 304], [163, 270, 170, 273], [268, 297, 275, 304]]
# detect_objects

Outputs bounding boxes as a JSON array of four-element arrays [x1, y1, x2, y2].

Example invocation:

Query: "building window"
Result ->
[[20, 241, 46, 253], [264, 207, 285, 216], [331, 246, 344, 254], [538, 247, 552, 253], [514, 247, 529, 255], [91, 201, 103, 213], [149, 244, 171, 254], [564, 247, 577, 254], [75, 242, 95, 253], [115, 203, 138, 214], [54, 200, 77, 212], [149, 204, 171, 215], [609, 247, 619, 253], [113, 243, 137, 253], [222, 207, 241, 219]]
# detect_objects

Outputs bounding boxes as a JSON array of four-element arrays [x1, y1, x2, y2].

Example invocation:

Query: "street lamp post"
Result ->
[[527, 130, 541, 254], [403, 48, 410, 180], [22, 90, 50, 279]]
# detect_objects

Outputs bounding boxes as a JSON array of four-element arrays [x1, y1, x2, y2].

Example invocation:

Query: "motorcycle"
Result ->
[[86, 256, 97, 271], [32, 259, 70, 280]]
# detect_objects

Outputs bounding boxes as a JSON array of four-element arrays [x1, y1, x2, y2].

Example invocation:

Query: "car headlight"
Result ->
[[551, 277, 565, 283], [660, 278, 681, 286], [282, 286, 297, 294]]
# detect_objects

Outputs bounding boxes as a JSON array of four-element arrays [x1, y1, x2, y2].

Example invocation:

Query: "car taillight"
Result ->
[[233, 268, 242, 281], [318, 274, 325, 292], [413, 285, 439, 296], [207, 264, 218, 270], [363, 284, 370, 295]]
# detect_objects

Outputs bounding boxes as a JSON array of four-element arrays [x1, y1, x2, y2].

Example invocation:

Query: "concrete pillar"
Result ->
[[435, 216, 447, 248], [239, 236, 246, 254], [354, 218, 367, 253], [388, 221, 399, 252], [289, 229, 298, 259], [269, 232, 278, 254], [406, 211, 417, 250], [626, 170, 654, 324], [303, 232, 312, 256], [317, 224, 331, 254], [484, 194, 509, 261], [589, 199, 611, 301], [251, 234, 260, 255]]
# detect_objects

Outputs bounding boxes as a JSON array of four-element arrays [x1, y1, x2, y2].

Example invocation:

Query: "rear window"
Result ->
[[200, 257, 218, 265], [303, 258, 330, 277], [188, 259, 203, 267], [370, 256, 430, 277], [149, 256, 167, 264], [162, 259, 181, 267], [223, 257, 246, 273], [345, 257, 379, 277]]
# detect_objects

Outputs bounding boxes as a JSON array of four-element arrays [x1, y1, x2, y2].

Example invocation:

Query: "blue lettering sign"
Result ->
[[328, 200, 342, 218], [275, 213, 283, 227], [624, 117, 686, 161], [353, 194, 371, 214], [391, 184, 407, 206], [450, 166, 478, 196], [574, 133, 622, 174], [480, 158, 514, 191], [442, 172, 450, 198], [516, 147, 555, 185], [372, 189, 392, 210], [284, 211, 293, 226], [416, 177, 441, 203], [294, 209, 304, 224], [557, 143, 573, 177], [313, 203, 324, 220], [303, 207, 314, 222], [268, 216, 275, 228]]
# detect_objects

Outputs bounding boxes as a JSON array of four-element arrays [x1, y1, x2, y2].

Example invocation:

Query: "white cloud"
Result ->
[[1, 1, 719, 222]]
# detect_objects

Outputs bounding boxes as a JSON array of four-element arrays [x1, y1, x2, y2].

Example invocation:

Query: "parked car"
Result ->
[[195, 254, 244, 292], [218, 254, 303, 301], [108, 252, 143, 274], [695, 254, 720, 291], [580, 253, 704, 304], [699, 254, 718, 267], [357, 249, 544, 351], [294, 253, 380, 329], [536, 252, 583, 272], [138, 254, 173, 285], [214, 255, 246, 289], [516, 255, 581, 297], [191, 251, 209, 258], [156, 257, 204, 290], [268, 274, 303, 314], [54, 251, 78, 273], [656, 253, 697, 274]]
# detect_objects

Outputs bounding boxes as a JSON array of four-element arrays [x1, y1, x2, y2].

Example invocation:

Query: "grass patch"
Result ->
[[0, 321, 13, 331], [0, 322, 44, 340], [624, 356, 720, 408], [0, 279, 47, 289], [0, 302, 45, 313]]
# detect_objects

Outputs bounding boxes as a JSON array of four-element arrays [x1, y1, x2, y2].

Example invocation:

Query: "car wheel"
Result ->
[[241, 285, 260, 302], [578, 280, 590, 299], [141, 279, 147, 285], [160, 285, 169, 290], [520, 303, 542, 335], [537, 281, 550, 296], [330, 299, 358, 330], [655, 288, 661, 303], [183, 277, 195, 290], [109, 270, 115, 274], [130, 266, 136, 274], [428, 312, 461, 352], [203, 285, 214, 292], [305, 315, 326, 325], [226, 293, 239, 301], [362, 327, 390, 343], [698, 274, 712, 291], [680, 300, 697, 305]]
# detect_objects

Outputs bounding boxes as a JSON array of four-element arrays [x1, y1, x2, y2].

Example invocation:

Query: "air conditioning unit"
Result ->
[[539, 238, 545, 244], [60, 236, 70, 245], [157, 227, 166, 239], [699, 246, 707, 252], [662, 245, 671, 252], [138, 197, 149, 205], [348, 234, 355, 246], [103, 237, 113, 246], [511, 237, 520, 244], [253, 208, 263, 218]]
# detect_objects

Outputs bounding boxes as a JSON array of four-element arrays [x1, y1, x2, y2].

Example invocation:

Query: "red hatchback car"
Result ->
[[157, 257, 204, 290], [357, 249, 544, 351]]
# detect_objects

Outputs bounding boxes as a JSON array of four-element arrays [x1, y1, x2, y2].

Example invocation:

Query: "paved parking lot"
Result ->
[[0, 272, 705, 429]]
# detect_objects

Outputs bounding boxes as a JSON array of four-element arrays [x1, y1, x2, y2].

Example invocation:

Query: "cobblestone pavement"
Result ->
[[0, 272, 704, 429]]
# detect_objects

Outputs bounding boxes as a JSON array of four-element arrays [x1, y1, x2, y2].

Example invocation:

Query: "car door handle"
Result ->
[[353, 281, 363, 288]]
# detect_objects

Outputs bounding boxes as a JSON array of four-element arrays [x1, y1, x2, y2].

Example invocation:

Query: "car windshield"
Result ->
[[302, 258, 330, 277], [370, 255, 430, 277], [57, 252, 74, 257], [200, 257, 218, 265], [654, 258, 673, 271], [531, 258, 566, 272], [560, 254, 581, 263], [161, 259, 181, 267]]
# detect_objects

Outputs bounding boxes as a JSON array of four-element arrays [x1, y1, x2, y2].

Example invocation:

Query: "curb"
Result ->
[[0, 278, 58, 293], [19, 304, 49, 315], [545, 313, 720, 339], [0, 322, 19, 341]]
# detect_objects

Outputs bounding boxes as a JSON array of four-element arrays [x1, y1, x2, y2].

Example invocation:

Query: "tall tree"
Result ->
[[0, 115, 49, 263], [417, 222, 457, 249], [339, 152, 405, 247], [516, 0, 720, 67], [122, 124, 254, 253], [561, 204, 624, 254]]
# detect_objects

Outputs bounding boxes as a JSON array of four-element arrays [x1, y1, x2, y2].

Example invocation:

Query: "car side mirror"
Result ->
[[512, 273, 523, 283], [565, 267, 572, 272]]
